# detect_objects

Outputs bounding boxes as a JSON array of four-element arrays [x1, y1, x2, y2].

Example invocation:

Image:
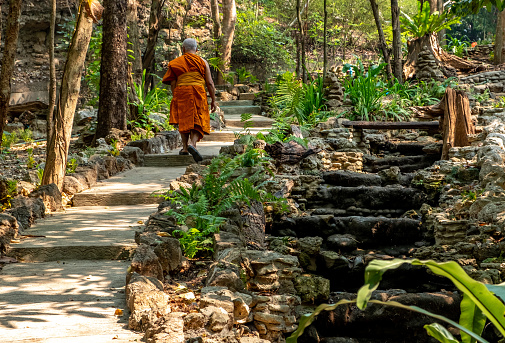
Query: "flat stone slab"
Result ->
[[225, 114, 273, 128], [72, 167, 185, 206], [218, 100, 254, 106], [221, 105, 261, 115], [7, 205, 156, 262], [0, 260, 142, 342]]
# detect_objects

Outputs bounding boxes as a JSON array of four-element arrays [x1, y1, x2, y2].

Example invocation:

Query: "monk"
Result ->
[[162, 38, 217, 162]]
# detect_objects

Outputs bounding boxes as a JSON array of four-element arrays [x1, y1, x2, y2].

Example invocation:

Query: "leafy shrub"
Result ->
[[66, 158, 78, 174], [443, 34, 470, 57], [2, 132, 18, 149], [401, 1, 460, 38]]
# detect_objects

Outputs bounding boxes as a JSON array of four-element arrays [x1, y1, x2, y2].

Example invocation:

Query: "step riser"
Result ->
[[8, 245, 135, 262], [225, 120, 274, 128], [221, 107, 261, 115], [214, 100, 254, 106], [202, 133, 237, 142], [144, 155, 216, 167], [72, 193, 163, 206]]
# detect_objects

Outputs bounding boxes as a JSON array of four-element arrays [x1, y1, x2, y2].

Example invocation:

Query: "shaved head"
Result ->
[[182, 38, 198, 53]]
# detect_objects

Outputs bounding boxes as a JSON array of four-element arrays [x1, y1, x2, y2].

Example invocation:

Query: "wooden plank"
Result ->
[[7, 101, 48, 114], [342, 120, 440, 130]]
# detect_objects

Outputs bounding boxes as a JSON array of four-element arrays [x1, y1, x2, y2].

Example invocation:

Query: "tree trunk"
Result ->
[[217, 0, 236, 85], [295, 33, 301, 78], [127, 0, 142, 121], [369, 0, 392, 80], [296, 0, 307, 83], [437, 0, 445, 45], [43, 1, 101, 191], [440, 88, 475, 160], [391, 0, 402, 83], [495, 9, 505, 64], [0, 0, 22, 139], [95, 0, 128, 139], [181, 0, 193, 41], [142, 0, 165, 90], [403, 33, 479, 80], [47, 0, 57, 142], [323, 0, 327, 80], [210, 0, 221, 44]]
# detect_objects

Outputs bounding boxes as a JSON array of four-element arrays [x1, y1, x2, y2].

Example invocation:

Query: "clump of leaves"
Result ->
[[36, 167, 44, 186], [108, 139, 120, 156], [66, 158, 78, 174], [1, 179, 18, 210], [401, 1, 460, 38], [2, 131, 18, 149], [473, 89, 490, 104], [26, 148, 36, 169]]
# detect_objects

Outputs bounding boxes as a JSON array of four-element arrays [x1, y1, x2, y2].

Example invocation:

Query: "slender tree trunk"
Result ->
[[323, 0, 327, 79], [495, 10, 505, 64], [437, 0, 445, 45], [217, 0, 236, 85], [369, 0, 392, 80], [0, 0, 22, 139], [391, 0, 402, 83], [210, 0, 221, 57], [127, 0, 142, 121], [0, 3, 3, 47], [295, 33, 301, 78], [43, 1, 101, 190], [47, 0, 57, 142], [181, 0, 193, 41], [142, 0, 166, 91], [95, 0, 128, 139], [296, 0, 307, 83]]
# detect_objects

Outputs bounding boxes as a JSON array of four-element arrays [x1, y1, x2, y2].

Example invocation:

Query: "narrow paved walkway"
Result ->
[[0, 98, 267, 342]]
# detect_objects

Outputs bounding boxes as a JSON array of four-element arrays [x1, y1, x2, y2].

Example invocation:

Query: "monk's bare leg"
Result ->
[[180, 132, 190, 152], [189, 130, 202, 148]]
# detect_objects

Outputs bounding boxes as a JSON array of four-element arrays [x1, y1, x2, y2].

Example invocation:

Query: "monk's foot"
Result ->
[[179, 149, 189, 156], [187, 145, 203, 162]]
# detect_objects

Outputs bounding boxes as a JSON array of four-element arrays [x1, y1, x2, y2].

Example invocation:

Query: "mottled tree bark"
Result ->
[[391, 0, 402, 83], [210, 0, 221, 42], [47, 0, 57, 142], [217, 0, 236, 85], [369, 0, 392, 80], [323, 0, 327, 79], [495, 10, 505, 64], [296, 0, 307, 83], [0, 0, 22, 139], [142, 0, 165, 92], [127, 0, 142, 121], [43, 2, 99, 190], [95, 0, 128, 139]]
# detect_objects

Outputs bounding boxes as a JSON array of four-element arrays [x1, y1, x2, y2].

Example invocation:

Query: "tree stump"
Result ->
[[264, 140, 318, 165], [439, 88, 475, 160]]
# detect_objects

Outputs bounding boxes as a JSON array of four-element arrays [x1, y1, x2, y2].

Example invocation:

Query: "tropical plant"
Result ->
[[400, 2, 461, 38], [288, 259, 505, 343], [129, 70, 172, 128], [19, 129, 34, 144], [444, 34, 470, 57], [343, 59, 389, 120], [66, 158, 78, 174], [236, 67, 254, 84], [1, 179, 17, 210], [2, 131, 18, 149], [26, 148, 36, 169]]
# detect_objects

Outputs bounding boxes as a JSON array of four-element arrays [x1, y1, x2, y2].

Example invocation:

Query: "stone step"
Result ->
[[364, 154, 440, 173], [7, 205, 156, 262], [240, 93, 256, 100], [221, 105, 261, 115], [214, 100, 254, 106], [322, 170, 414, 187], [71, 167, 185, 207], [225, 114, 274, 128], [144, 154, 217, 167], [0, 260, 142, 341], [202, 131, 237, 142]]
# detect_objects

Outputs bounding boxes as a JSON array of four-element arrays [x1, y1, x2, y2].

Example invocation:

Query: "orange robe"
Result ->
[[162, 53, 210, 139]]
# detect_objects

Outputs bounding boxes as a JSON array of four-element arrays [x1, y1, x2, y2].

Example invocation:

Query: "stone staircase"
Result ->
[[0, 92, 270, 342]]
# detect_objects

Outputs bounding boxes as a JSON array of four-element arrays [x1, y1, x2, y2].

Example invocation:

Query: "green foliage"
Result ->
[[26, 148, 36, 169], [473, 89, 490, 104], [66, 158, 78, 174], [288, 259, 505, 343], [1, 179, 18, 210], [343, 59, 389, 120], [494, 96, 505, 108], [2, 132, 18, 149], [84, 25, 103, 106], [233, 9, 294, 76], [444, 35, 470, 57], [164, 153, 287, 258], [36, 167, 44, 186], [401, 1, 461, 38], [108, 139, 120, 156], [236, 67, 254, 84], [129, 70, 172, 129], [271, 72, 326, 125], [19, 129, 33, 144]]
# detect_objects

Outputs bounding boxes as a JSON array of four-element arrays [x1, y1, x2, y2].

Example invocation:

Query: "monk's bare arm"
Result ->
[[204, 60, 217, 112], [170, 80, 177, 95]]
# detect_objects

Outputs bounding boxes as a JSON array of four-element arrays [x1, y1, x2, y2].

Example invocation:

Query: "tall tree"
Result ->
[[43, 0, 103, 191], [391, 0, 402, 82], [210, 0, 221, 43], [127, 0, 142, 121], [369, 0, 392, 80], [0, 0, 23, 139], [47, 0, 57, 142], [217, 0, 236, 85], [323, 0, 328, 79], [296, 0, 307, 83], [496, 10, 505, 64], [142, 0, 166, 92], [95, 0, 128, 139]]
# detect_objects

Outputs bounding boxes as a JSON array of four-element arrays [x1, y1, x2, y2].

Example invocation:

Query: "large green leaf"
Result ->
[[424, 323, 460, 343], [356, 259, 505, 337], [460, 294, 486, 343]]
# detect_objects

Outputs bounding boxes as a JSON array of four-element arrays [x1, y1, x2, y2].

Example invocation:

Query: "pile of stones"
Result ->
[[416, 46, 445, 82], [323, 70, 345, 110]]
